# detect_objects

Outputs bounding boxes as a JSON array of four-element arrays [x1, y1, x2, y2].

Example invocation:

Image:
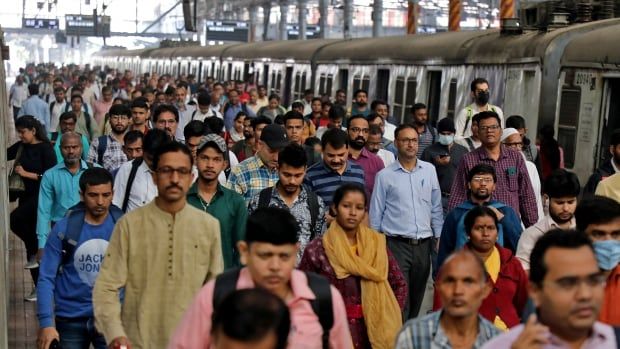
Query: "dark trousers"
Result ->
[[10, 195, 39, 284], [12, 106, 20, 122], [387, 236, 431, 320], [56, 317, 107, 349]]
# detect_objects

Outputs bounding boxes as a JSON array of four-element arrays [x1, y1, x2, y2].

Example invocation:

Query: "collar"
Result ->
[[476, 144, 509, 161], [432, 311, 487, 347], [188, 181, 224, 197], [547, 322, 611, 346], [273, 182, 307, 202], [393, 159, 422, 173], [237, 268, 316, 302], [251, 155, 271, 171], [544, 215, 576, 230], [60, 159, 90, 171]]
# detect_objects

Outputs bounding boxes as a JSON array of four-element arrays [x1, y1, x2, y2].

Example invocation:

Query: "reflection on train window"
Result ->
[[362, 77, 370, 95], [557, 88, 581, 168], [276, 71, 282, 94], [301, 73, 307, 95], [294, 73, 301, 101], [405, 78, 418, 122], [393, 77, 405, 123], [271, 72, 276, 94], [339, 69, 349, 96], [353, 76, 361, 91], [326, 74, 333, 96], [319, 74, 326, 95], [447, 79, 458, 120]]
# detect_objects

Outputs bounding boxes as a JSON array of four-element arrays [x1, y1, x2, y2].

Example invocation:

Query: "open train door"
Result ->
[[596, 78, 620, 168], [283, 67, 293, 107]]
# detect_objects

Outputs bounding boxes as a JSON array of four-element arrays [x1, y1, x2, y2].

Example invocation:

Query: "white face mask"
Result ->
[[438, 134, 454, 146]]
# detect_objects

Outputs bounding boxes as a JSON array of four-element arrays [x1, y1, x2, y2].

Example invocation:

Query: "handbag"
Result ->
[[9, 145, 25, 201]]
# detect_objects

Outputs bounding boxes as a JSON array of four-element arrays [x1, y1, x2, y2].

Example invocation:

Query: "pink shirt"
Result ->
[[168, 268, 353, 349], [92, 99, 113, 126]]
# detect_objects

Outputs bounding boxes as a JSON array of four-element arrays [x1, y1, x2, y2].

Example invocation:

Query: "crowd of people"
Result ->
[[5, 62, 620, 349]]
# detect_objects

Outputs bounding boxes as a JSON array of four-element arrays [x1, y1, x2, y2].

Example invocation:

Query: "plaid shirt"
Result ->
[[87, 135, 127, 172], [448, 145, 539, 227], [226, 155, 279, 203], [395, 311, 501, 349]]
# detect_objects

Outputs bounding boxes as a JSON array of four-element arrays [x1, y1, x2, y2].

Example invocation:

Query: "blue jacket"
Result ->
[[37, 213, 116, 327], [437, 200, 523, 268]]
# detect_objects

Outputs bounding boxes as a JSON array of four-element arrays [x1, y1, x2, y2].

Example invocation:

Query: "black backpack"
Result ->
[[257, 186, 321, 239], [212, 268, 334, 349], [94, 135, 109, 166]]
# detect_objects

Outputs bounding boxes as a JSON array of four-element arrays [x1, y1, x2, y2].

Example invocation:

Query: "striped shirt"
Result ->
[[226, 155, 279, 203], [448, 145, 539, 227], [395, 311, 501, 349], [417, 125, 437, 158], [304, 161, 365, 207]]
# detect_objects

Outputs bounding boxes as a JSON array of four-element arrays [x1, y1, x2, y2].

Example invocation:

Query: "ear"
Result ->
[[237, 241, 249, 266]]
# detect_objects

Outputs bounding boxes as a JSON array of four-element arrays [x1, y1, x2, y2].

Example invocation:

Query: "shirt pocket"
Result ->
[[505, 167, 519, 192]]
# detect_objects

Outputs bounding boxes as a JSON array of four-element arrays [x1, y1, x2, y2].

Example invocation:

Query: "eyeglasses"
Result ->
[[471, 177, 494, 184], [156, 166, 192, 177], [397, 138, 418, 144], [479, 125, 501, 132], [544, 273, 607, 292], [503, 141, 523, 148], [349, 127, 369, 134]]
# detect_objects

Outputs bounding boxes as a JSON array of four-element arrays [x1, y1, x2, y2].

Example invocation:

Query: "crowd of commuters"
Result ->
[[5, 63, 620, 349]]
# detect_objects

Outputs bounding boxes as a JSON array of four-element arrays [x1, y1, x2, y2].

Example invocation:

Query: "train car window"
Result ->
[[227, 63, 233, 81], [427, 71, 442, 126], [353, 76, 361, 91], [277, 71, 283, 94], [301, 73, 307, 94], [244, 63, 250, 81], [405, 77, 418, 122], [294, 73, 301, 101], [271, 72, 276, 94], [376, 69, 390, 102], [326, 74, 334, 96], [339, 69, 349, 95], [263, 65, 270, 87], [393, 77, 405, 123], [447, 79, 458, 120], [362, 77, 370, 94], [557, 88, 581, 168], [320, 74, 326, 95], [284, 67, 293, 106]]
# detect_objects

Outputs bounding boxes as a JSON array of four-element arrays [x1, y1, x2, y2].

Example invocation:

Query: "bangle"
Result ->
[[37, 173, 42, 179]]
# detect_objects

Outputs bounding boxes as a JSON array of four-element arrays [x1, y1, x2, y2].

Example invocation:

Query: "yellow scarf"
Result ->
[[322, 222, 402, 349]]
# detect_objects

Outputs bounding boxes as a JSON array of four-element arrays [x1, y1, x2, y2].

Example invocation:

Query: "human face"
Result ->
[[81, 183, 113, 220], [375, 104, 389, 120], [131, 107, 149, 126], [368, 116, 385, 135], [548, 196, 577, 225], [196, 147, 226, 182], [60, 136, 82, 165], [330, 118, 343, 130], [123, 139, 143, 160], [234, 116, 246, 133], [212, 331, 277, 349], [229, 91, 240, 105], [355, 92, 367, 106], [102, 90, 113, 102], [54, 90, 65, 102], [468, 215, 498, 253], [60, 118, 77, 133], [321, 104, 331, 119], [243, 119, 254, 139], [144, 92, 155, 105], [366, 133, 382, 154], [278, 164, 305, 195], [584, 218, 620, 242], [323, 143, 348, 172], [348, 118, 370, 150], [254, 123, 268, 144], [238, 241, 298, 297], [396, 128, 419, 160], [155, 111, 178, 137], [109, 114, 130, 135], [530, 246, 605, 338], [311, 100, 322, 114], [257, 141, 280, 170], [285, 119, 304, 145], [175, 87, 186, 104], [71, 98, 82, 112], [152, 150, 193, 203], [437, 254, 490, 319], [250, 90, 258, 103], [334, 191, 366, 232], [186, 136, 203, 160], [17, 127, 36, 144], [268, 98, 279, 110], [156, 94, 166, 104], [468, 173, 495, 201], [336, 91, 346, 104], [258, 86, 267, 98], [477, 117, 502, 146], [413, 108, 428, 126], [503, 133, 523, 151]]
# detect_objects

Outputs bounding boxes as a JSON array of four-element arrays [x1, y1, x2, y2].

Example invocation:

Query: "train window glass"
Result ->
[[227, 63, 233, 81], [393, 77, 405, 123], [326, 74, 334, 96], [276, 71, 283, 94], [319, 74, 326, 95], [376, 69, 390, 102], [447, 79, 458, 120], [301, 73, 307, 94], [339, 69, 349, 96], [362, 76, 370, 94], [557, 88, 581, 168], [427, 71, 442, 126], [405, 77, 418, 121], [353, 76, 361, 91], [294, 73, 301, 101], [271, 72, 276, 94]]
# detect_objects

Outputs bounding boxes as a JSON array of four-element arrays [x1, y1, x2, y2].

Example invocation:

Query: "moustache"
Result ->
[[165, 184, 183, 191]]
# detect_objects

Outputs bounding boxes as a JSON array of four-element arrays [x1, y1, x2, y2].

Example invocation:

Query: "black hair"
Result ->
[[268, 93, 280, 102], [123, 130, 144, 145], [303, 89, 313, 95], [506, 115, 527, 130], [353, 89, 367, 98], [28, 83, 39, 96], [204, 116, 225, 135], [283, 111, 304, 124], [184, 120, 208, 140], [152, 141, 193, 170], [322, 100, 332, 108], [538, 124, 561, 171], [366, 113, 383, 124], [251, 116, 272, 130], [321, 128, 349, 150], [464, 205, 498, 236], [348, 114, 368, 126], [411, 103, 427, 114], [143, 128, 172, 156], [543, 169, 580, 198], [575, 196, 620, 231], [370, 100, 388, 111], [332, 182, 367, 208], [369, 124, 382, 136], [234, 111, 247, 121], [79, 167, 114, 192], [291, 101, 304, 110], [142, 87, 154, 95], [394, 123, 417, 140], [609, 129, 620, 147], [311, 97, 322, 104], [470, 77, 489, 92], [278, 143, 307, 168], [130, 98, 149, 110], [467, 164, 497, 183], [529, 229, 594, 286], [328, 105, 346, 121], [108, 104, 131, 117], [59, 111, 77, 123], [471, 112, 483, 125], [70, 94, 83, 103], [15, 115, 49, 143], [53, 86, 65, 94], [245, 207, 299, 245], [153, 104, 179, 123], [475, 111, 501, 127], [304, 136, 321, 148]]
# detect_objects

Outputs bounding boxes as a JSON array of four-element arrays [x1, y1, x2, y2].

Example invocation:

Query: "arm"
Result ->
[[447, 158, 468, 210], [112, 165, 128, 208], [232, 196, 248, 266], [517, 157, 539, 227], [205, 220, 224, 282], [387, 247, 408, 310], [328, 286, 354, 349], [36, 222, 65, 328], [513, 261, 530, 319], [437, 213, 458, 269], [430, 171, 444, 238], [7, 142, 19, 161], [226, 167, 245, 196], [167, 282, 216, 349], [515, 227, 537, 271], [36, 173, 55, 248], [369, 173, 386, 231]]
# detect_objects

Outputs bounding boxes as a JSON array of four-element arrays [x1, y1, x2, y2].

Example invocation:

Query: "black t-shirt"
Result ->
[[7, 141, 57, 197]]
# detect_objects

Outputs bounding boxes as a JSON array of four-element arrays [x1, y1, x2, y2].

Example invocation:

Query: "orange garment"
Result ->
[[600, 265, 620, 326]]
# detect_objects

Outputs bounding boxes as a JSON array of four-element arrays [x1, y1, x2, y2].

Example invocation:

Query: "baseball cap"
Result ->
[[197, 134, 228, 158], [260, 124, 289, 149]]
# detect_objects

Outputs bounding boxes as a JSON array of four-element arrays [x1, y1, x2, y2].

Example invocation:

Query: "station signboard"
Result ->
[[287, 25, 320, 39], [65, 14, 111, 37], [22, 18, 59, 30], [206, 20, 249, 42]]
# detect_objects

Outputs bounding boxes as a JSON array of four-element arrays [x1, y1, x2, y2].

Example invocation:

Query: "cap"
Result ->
[[260, 124, 289, 149], [437, 118, 456, 133], [501, 127, 519, 142], [197, 134, 227, 155]]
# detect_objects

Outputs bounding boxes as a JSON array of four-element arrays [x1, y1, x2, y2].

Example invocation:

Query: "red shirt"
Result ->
[[600, 265, 620, 326]]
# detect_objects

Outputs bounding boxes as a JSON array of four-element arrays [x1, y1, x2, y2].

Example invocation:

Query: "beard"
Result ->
[[471, 191, 491, 201], [349, 137, 366, 150], [550, 210, 573, 225]]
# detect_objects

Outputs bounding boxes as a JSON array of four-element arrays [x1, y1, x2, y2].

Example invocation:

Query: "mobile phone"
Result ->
[[49, 339, 61, 349]]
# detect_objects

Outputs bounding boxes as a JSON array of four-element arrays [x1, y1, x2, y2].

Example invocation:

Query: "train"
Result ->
[[92, 17, 620, 183]]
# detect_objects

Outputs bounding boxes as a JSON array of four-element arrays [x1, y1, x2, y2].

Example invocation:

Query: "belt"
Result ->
[[55, 316, 93, 323], [346, 304, 364, 319], [441, 191, 451, 198], [387, 235, 431, 245]]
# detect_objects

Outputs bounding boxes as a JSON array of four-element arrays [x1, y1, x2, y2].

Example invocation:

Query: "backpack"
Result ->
[[213, 268, 334, 349], [57, 202, 124, 273], [257, 186, 321, 239], [122, 158, 144, 213], [95, 135, 109, 166]]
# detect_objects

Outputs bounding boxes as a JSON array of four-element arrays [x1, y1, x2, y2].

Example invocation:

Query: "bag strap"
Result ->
[[306, 272, 333, 349], [51, 132, 59, 145], [257, 187, 273, 209], [465, 137, 475, 151], [462, 107, 473, 136], [212, 268, 242, 305], [84, 112, 92, 139], [191, 109, 197, 121], [306, 188, 320, 240], [96, 135, 108, 166], [122, 158, 143, 213], [614, 326, 620, 348], [49, 101, 55, 116]]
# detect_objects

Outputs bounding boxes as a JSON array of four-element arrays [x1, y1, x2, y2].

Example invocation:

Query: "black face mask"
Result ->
[[476, 91, 490, 105]]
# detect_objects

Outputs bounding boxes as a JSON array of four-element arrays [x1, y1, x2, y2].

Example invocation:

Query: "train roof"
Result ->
[[222, 39, 342, 62], [166, 43, 242, 60], [562, 22, 620, 67]]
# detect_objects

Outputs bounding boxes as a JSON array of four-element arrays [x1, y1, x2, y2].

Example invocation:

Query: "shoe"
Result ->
[[24, 288, 37, 302], [24, 256, 39, 270]]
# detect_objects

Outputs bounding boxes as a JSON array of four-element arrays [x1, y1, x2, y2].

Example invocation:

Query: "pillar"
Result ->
[[279, 0, 289, 40], [372, 0, 383, 37], [500, 0, 514, 19], [318, 0, 328, 38], [407, 0, 417, 34], [249, 5, 258, 42], [262, 3, 271, 41], [298, 0, 307, 40], [343, 0, 353, 39], [449, 0, 461, 31]]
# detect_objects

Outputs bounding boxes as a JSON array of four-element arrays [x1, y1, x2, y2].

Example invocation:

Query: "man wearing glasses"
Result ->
[[87, 104, 130, 172], [482, 230, 616, 349], [448, 111, 539, 228], [94, 141, 223, 349], [455, 77, 504, 139], [347, 114, 384, 198]]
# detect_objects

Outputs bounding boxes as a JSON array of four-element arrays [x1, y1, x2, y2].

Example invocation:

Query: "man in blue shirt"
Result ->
[[37, 132, 95, 259], [223, 90, 247, 132], [49, 112, 90, 163], [18, 83, 51, 131], [370, 123, 444, 319], [37, 168, 118, 349]]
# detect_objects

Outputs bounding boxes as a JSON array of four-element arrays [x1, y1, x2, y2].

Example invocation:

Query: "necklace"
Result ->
[[198, 194, 210, 211]]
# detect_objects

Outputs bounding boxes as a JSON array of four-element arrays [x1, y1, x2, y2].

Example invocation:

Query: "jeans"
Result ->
[[56, 317, 106, 349]]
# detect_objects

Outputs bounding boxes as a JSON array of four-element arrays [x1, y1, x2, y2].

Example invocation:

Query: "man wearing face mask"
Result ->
[[455, 78, 504, 139], [421, 118, 468, 214], [575, 196, 620, 326]]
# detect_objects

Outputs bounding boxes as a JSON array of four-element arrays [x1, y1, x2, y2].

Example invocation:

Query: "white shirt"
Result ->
[[10, 83, 29, 108], [49, 100, 67, 132], [112, 159, 157, 212], [524, 156, 545, 220], [384, 122, 397, 141], [455, 137, 482, 151], [376, 149, 396, 167], [176, 104, 197, 142], [190, 108, 222, 122], [454, 103, 504, 139]]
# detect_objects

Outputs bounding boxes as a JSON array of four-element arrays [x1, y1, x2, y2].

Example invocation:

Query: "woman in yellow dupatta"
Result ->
[[299, 183, 407, 349]]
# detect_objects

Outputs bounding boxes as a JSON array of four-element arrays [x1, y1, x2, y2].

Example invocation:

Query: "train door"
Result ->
[[596, 78, 620, 168], [263, 65, 270, 87], [427, 71, 442, 126], [376, 69, 390, 102], [227, 63, 233, 81], [284, 67, 293, 107], [339, 69, 349, 99]]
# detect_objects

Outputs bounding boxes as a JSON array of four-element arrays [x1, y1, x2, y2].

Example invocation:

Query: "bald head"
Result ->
[[61, 131, 82, 147], [440, 250, 488, 283]]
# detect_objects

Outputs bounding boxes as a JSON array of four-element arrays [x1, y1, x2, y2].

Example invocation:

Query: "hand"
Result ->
[[37, 327, 59, 349], [434, 155, 450, 166], [36, 248, 44, 262], [510, 314, 550, 349], [433, 237, 440, 252], [14, 165, 26, 177], [487, 206, 505, 221], [109, 336, 132, 349]]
